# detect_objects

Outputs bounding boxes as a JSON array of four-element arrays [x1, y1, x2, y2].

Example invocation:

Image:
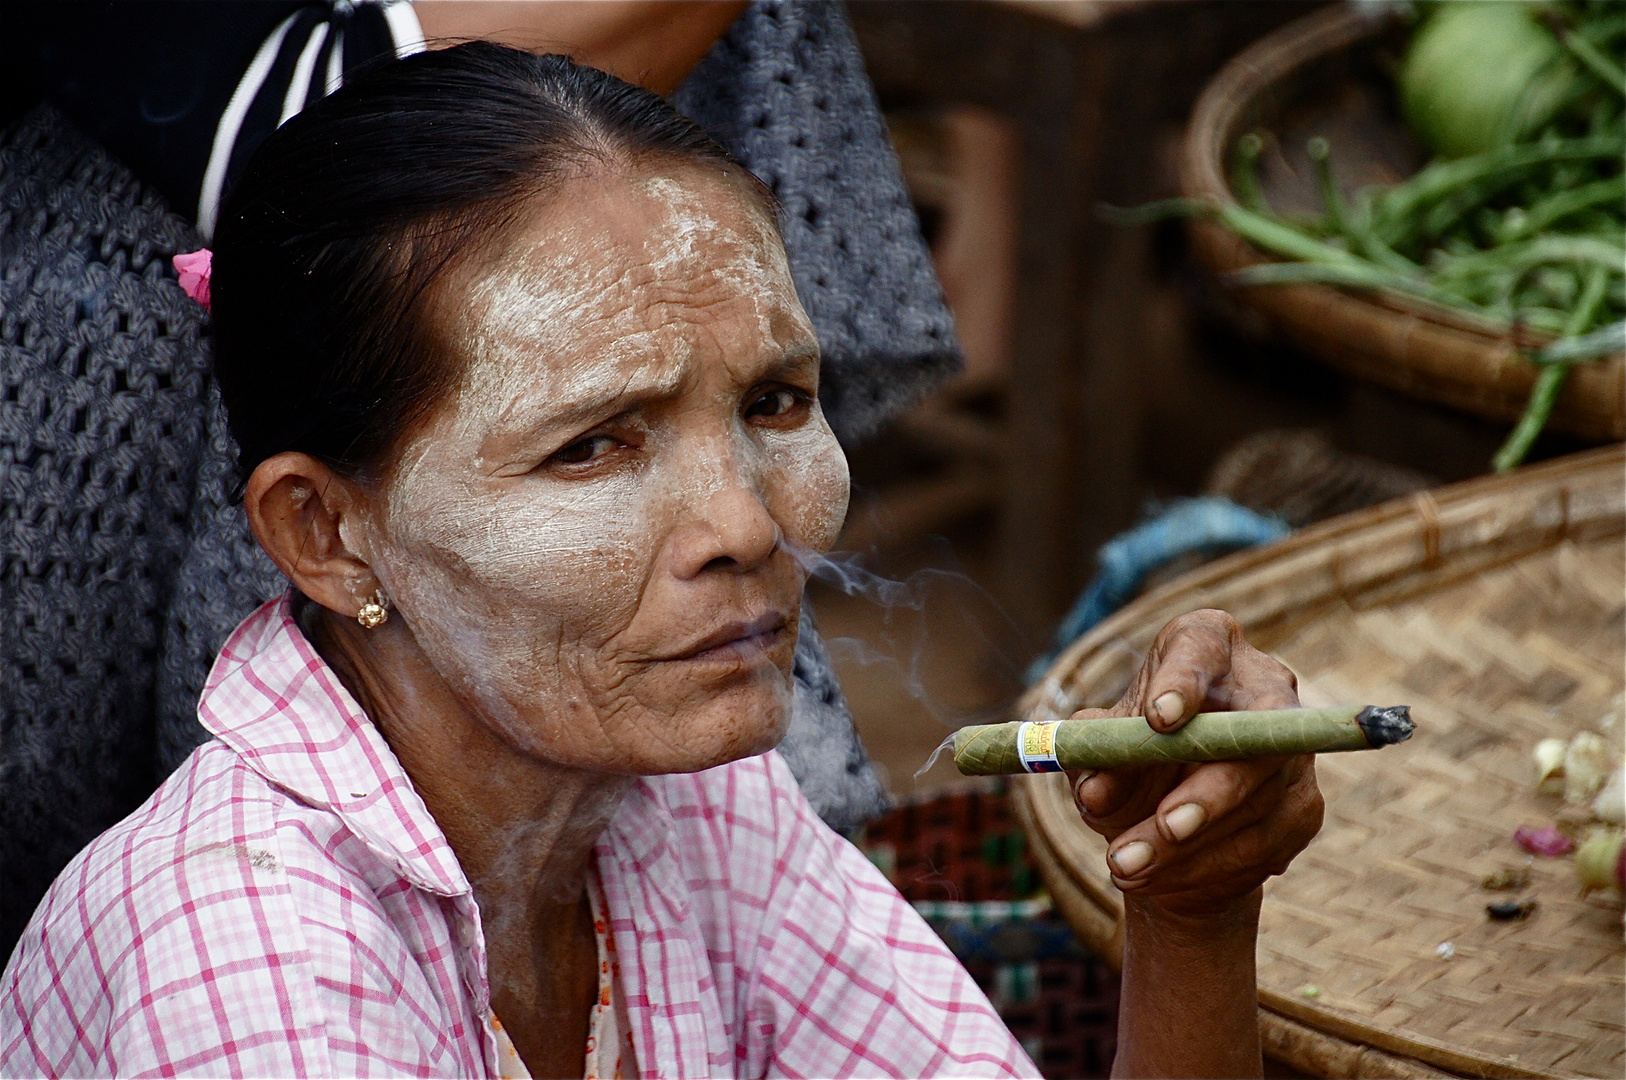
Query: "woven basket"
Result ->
[[1014, 445, 1625, 1079], [1181, 5, 1625, 442]]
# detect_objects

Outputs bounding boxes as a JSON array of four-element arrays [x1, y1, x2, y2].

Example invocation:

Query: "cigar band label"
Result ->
[[1017, 721, 1064, 773]]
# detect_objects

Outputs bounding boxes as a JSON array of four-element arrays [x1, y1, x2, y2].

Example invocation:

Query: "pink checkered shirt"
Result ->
[[2, 596, 1037, 1079]]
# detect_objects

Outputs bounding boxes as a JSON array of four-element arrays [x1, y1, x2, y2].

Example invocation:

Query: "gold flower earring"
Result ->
[[356, 590, 390, 629]]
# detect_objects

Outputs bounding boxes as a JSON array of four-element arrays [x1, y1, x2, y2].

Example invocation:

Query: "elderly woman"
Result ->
[[0, 45, 1320, 1079]]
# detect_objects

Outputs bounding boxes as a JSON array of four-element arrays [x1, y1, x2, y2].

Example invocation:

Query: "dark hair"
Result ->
[[211, 43, 772, 484]]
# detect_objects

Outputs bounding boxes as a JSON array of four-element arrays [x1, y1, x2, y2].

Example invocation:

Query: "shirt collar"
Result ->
[[198, 591, 470, 897]]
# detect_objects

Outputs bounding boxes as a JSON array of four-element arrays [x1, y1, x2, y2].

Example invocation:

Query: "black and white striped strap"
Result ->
[[197, 0, 425, 240]]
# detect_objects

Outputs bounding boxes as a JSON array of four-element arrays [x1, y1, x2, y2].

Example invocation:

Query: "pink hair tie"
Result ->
[[172, 249, 213, 312]]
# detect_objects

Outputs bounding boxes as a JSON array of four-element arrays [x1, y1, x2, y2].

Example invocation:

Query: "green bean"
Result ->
[[1493, 264, 1611, 472], [1213, 204, 1371, 267], [1529, 265, 1582, 308], [1534, 319, 1626, 362], [1550, 15, 1626, 95], [1439, 235, 1481, 258], [1099, 197, 1375, 269], [1408, 154, 1615, 245], [1416, 169, 1551, 244], [1431, 234, 1626, 283], [1225, 260, 1452, 303], [1522, 308, 1581, 334], [1474, 305, 1572, 334], [1360, 230, 1422, 277], [1576, 6, 1626, 43], [1309, 138, 1422, 274], [1308, 138, 1350, 235], [1096, 198, 1208, 226], [1500, 176, 1626, 243], [1585, 94, 1622, 135], [1493, 364, 1572, 473], [1371, 135, 1621, 241], [1232, 132, 1268, 214]]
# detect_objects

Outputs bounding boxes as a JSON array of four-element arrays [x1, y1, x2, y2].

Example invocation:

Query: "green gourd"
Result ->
[[1400, 2, 1579, 158]]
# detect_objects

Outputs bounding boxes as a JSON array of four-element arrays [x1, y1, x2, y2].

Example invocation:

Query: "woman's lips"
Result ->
[[668, 612, 789, 663]]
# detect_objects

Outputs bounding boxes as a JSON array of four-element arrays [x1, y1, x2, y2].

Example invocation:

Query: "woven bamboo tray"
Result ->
[[1014, 445, 1625, 1079], [1181, 4, 1625, 442]]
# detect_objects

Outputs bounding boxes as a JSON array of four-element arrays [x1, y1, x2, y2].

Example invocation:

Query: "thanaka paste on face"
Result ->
[[346, 164, 849, 776]]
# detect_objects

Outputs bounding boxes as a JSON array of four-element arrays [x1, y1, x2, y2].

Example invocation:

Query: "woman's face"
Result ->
[[351, 164, 848, 775]]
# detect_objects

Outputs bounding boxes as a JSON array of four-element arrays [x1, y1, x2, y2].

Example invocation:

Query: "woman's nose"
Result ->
[[669, 466, 782, 580]]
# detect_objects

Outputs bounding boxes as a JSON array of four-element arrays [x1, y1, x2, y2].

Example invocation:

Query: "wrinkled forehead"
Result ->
[[399, 164, 811, 452], [453, 165, 798, 351]]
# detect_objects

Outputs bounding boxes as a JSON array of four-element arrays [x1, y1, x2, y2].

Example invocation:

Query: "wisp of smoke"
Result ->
[[783, 538, 921, 610], [782, 538, 1025, 779]]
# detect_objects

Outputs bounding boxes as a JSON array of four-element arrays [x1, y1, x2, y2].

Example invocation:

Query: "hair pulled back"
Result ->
[[211, 43, 769, 484]]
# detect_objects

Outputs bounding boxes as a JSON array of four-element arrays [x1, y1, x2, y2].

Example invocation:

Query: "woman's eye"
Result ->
[[745, 388, 807, 422], [551, 435, 619, 465]]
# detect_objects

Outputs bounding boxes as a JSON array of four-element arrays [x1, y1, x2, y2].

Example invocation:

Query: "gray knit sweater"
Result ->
[[1, 0, 956, 959]]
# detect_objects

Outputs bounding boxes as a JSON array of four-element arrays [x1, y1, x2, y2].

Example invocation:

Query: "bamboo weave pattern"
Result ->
[[1016, 447, 1624, 1078]]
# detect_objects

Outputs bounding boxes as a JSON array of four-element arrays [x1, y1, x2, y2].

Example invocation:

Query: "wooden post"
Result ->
[[849, 1, 1312, 647]]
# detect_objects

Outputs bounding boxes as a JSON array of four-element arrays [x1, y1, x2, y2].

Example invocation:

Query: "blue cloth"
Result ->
[[1028, 498, 1290, 683]]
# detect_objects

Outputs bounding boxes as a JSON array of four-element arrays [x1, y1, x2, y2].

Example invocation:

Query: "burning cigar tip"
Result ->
[[1354, 705, 1415, 747]]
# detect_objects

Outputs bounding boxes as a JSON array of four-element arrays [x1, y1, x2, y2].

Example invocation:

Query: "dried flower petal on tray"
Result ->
[[1514, 824, 1575, 857]]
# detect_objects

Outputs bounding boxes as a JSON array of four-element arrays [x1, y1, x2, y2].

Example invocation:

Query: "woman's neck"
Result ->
[[302, 597, 629, 1074], [300, 595, 633, 891]]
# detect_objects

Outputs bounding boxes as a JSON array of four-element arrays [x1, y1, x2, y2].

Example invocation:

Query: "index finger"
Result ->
[[1139, 609, 1243, 733]]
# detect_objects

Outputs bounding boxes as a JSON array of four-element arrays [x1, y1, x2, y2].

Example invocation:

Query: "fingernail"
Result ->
[[1152, 691, 1185, 725], [1164, 802, 1207, 841], [1109, 840, 1154, 877], [1073, 771, 1099, 812]]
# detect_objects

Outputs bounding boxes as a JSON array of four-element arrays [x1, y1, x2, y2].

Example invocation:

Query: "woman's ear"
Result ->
[[244, 453, 381, 620]]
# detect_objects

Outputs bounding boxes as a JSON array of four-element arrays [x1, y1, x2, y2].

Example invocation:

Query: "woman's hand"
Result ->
[[1070, 609, 1324, 919]]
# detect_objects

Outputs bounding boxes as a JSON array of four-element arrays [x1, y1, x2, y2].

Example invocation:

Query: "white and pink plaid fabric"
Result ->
[[2, 595, 1037, 1079]]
